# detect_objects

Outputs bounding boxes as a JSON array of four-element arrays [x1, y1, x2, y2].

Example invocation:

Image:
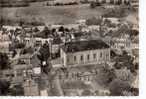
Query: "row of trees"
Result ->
[[90, 0, 130, 9], [53, 2, 78, 6], [0, 0, 50, 7], [0, 0, 29, 7], [102, 7, 129, 18], [0, 17, 45, 26], [34, 26, 70, 38]]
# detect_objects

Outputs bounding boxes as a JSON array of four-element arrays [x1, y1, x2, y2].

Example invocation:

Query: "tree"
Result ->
[[115, 68, 134, 83], [114, 62, 122, 69], [19, 18, 25, 26], [9, 84, 24, 96], [37, 42, 51, 74], [95, 65, 116, 87], [90, 2, 97, 9], [33, 27, 40, 32], [116, 24, 130, 36], [0, 79, 10, 95], [114, 51, 135, 72], [109, 79, 131, 96], [58, 26, 65, 32], [37, 42, 50, 61], [110, 50, 117, 58], [0, 52, 10, 70], [41, 26, 51, 38], [130, 87, 139, 96], [12, 49, 17, 58], [86, 17, 102, 26]]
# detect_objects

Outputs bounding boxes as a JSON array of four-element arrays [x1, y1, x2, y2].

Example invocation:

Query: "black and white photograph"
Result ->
[[0, 0, 139, 96]]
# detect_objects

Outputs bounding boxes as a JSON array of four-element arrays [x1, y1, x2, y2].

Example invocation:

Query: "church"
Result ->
[[60, 40, 110, 67]]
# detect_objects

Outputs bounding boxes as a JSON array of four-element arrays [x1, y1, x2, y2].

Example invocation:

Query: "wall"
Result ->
[[61, 48, 110, 67]]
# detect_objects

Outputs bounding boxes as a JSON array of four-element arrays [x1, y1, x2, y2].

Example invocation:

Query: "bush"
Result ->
[[0, 79, 10, 95], [95, 66, 116, 87], [102, 8, 129, 18], [109, 79, 131, 96], [90, 2, 97, 9], [86, 17, 102, 26], [9, 84, 24, 96], [0, 1, 29, 7]]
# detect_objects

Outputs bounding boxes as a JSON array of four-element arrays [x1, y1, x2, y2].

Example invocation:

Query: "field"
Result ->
[[0, 3, 138, 25], [0, 4, 106, 25]]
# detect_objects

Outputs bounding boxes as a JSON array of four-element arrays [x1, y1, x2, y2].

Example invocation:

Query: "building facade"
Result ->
[[61, 40, 110, 67], [111, 34, 131, 50]]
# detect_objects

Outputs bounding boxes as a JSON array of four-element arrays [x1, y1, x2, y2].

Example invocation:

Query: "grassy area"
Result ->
[[0, 4, 138, 25], [0, 4, 105, 25]]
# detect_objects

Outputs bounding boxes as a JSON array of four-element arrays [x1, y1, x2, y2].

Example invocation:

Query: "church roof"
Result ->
[[62, 40, 110, 53]]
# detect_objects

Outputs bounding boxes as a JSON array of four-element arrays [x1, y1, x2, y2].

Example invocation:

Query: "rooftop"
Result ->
[[62, 40, 109, 53]]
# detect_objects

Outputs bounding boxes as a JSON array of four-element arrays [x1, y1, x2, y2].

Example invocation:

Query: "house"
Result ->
[[132, 23, 138, 31], [24, 37, 53, 47], [131, 36, 138, 49], [36, 37, 53, 45], [50, 37, 63, 58], [0, 32, 12, 57], [23, 79, 40, 96], [57, 66, 96, 82], [11, 63, 33, 85], [63, 24, 79, 30], [18, 54, 32, 65], [131, 0, 139, 9], [12, 64, 32, 76], [88, 25, 100, 31], [0, 41, 11, 52], [131, 35, 138, 64], [111, 34, 131, 51], [61, 40, 110, 67], [2, 25, 22, 31], [132, 75, 138, 89], [103, 17, 120, 25]]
